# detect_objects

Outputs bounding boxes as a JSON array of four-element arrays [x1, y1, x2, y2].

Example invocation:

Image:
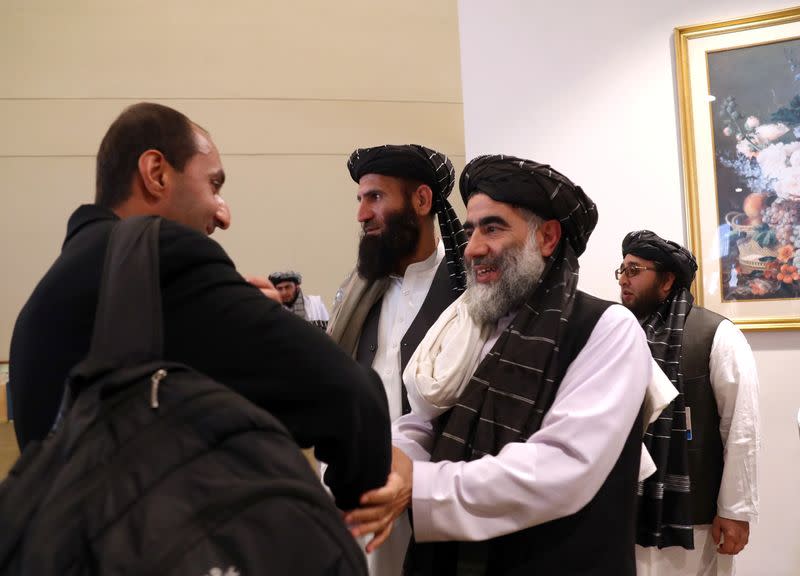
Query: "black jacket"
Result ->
[[9, 205, 391, 508]]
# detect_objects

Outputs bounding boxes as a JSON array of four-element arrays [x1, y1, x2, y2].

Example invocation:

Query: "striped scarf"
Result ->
[[636, 287, 694, 549], [286, 287, 307, 320], [405, 243, 581, 574], [432, 192, 467, 295], [431, 241, 578, 461]]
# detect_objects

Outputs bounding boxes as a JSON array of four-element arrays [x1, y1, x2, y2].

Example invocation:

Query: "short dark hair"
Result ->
[[95, 102, 200, 208], [653, 262, 678, 292]]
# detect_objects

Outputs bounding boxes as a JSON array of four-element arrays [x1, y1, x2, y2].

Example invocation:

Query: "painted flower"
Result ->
[[748, 278, 772, 295], [736, 139, 757, 158], [755, 122, 790, 142], [756, 142, 800, 200], [777, 244, 795, 262], [723, 126, 733, 137], [764, 261, 781, 280], [775, 172, 800, 200], [745, 116, 761, 130], [777, 263, 799, 283]]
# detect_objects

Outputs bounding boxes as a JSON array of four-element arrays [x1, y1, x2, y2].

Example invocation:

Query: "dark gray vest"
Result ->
[[355, 260, 457, 415], [482, 294, 641, 576], [680, 305, 726, 525]]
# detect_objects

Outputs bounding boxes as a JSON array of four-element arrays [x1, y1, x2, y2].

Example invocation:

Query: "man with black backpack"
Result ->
[[9, 102, 390, 512]]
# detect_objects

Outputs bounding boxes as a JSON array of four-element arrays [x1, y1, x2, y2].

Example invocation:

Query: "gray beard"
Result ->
[[463, 232, 546, 327]]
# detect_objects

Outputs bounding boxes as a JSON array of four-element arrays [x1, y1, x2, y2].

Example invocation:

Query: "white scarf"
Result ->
[[403, 294, 491, 421]]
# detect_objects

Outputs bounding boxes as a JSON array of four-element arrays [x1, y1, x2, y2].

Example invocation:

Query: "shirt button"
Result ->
[[402, 289, 410, 296]]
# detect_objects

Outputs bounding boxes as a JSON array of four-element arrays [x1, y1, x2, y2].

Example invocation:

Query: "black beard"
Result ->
[[626, 283, 665, 320], [357, 204, 420, 282], [283, 290, 300, 308]]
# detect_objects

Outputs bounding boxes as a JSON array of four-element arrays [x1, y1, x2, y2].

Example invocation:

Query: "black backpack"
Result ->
[[0, 216, 366, 575]]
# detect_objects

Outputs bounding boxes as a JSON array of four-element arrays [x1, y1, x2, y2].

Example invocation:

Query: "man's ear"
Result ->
[[659, 271, 676, 298], [137, 149, 169, 202], [412, 184, 434, 218], [537, 219, 562, 257]]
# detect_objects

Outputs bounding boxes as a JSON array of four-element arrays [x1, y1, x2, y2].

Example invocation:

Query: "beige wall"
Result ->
[[0, 0, 465, 357]]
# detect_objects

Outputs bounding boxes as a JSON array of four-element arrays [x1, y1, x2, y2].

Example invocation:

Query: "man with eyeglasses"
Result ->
[[617, 230, 760, 576]]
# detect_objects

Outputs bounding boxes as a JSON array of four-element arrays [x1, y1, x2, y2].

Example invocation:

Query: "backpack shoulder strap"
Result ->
[[72, 215, 164, 380]]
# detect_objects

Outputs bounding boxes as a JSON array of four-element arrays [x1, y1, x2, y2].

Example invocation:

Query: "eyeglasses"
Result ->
[[614, 264, 657, 280]]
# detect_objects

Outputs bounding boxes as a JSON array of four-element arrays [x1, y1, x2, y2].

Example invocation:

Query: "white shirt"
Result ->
[[372, 241, 444, 421], [635, 319, 760, 576], [302, 294, 330, 324], [393, 304, 651, 542], [365, 240, 444, 576], [711, 319, 760, 523]]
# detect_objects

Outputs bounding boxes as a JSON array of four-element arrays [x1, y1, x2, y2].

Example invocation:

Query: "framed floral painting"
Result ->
[[676, 7, 800, 330]]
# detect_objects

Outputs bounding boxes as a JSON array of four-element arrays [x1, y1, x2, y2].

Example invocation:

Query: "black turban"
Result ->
[[459, 155, 598, 256], [347, 144, 467, 292], [268, 270, 302, 285], [347, 144, 455, 199], [622, 230, 698, 288]]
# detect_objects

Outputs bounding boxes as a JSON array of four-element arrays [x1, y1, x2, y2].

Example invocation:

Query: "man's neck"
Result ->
[[112, 194, 159, 220], [394, 222, 437, 276]]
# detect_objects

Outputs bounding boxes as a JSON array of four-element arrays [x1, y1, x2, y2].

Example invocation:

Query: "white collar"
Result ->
[[390, 239, 444, 281]]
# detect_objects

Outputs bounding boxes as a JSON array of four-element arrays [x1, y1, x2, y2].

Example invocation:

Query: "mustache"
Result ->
[[467, 255, 504, 273]]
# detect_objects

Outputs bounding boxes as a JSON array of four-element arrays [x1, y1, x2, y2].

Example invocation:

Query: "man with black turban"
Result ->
[[346, 155, 652, 575], [618, 231, 760, 576], [326, 144, 467, 576], [268, 270, 329, 329]]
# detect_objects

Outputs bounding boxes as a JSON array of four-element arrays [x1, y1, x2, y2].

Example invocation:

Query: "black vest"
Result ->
[[355, 260, 456, 415], [680, 306, 725, 525], [406, 293, 643, 576]]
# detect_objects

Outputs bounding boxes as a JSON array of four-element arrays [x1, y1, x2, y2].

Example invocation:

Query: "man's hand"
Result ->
[[712, 515, 749, 555], [344, 447, 413, 553], [244, 275, 282, 303]]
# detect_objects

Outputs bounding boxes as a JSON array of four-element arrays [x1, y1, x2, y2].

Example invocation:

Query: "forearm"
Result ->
[[161, 234, 391, 508], [392, 412, 435, 462]]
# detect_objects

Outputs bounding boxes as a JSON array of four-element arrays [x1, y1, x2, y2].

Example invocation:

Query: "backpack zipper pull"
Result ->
[[150, 368, 168, 409]]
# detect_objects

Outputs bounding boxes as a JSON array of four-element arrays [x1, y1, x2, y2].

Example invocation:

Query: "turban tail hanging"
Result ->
[[622, 229, 697, 549]]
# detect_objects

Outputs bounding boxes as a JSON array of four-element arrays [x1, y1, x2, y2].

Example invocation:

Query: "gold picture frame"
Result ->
[[676, 7, 800, 330]]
